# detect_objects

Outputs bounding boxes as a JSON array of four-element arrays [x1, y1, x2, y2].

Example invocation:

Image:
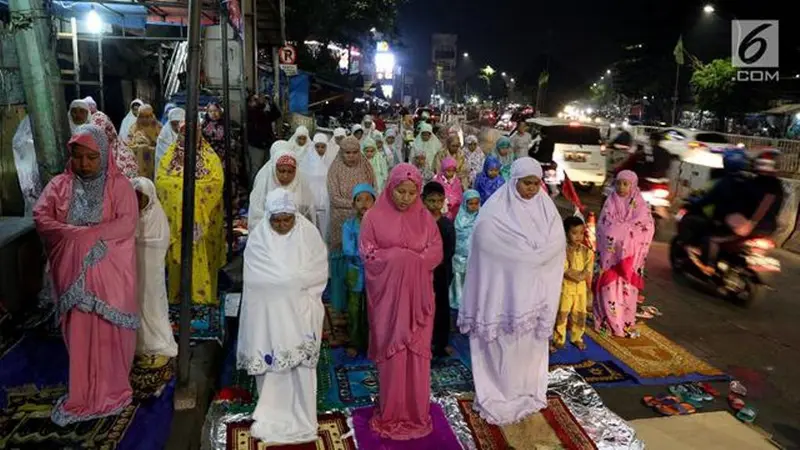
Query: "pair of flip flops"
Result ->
[[728, 381, 757, 423], [668, 383, 716, 408], [643, 394, 696, 416]]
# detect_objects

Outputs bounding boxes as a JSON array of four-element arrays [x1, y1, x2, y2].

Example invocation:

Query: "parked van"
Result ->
[[526, 118, 607, 187]]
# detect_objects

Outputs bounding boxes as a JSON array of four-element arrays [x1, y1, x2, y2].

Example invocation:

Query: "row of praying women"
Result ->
[[34, 123, 183, 425]]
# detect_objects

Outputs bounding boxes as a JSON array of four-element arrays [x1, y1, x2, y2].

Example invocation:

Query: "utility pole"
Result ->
[[221, 2, 234, 262], [10, 0, 69, 183], [174, 0, 202, 411]]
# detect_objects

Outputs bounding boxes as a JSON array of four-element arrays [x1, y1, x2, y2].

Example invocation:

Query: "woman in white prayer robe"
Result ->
[[237, 188, 328, 444], [131, 177, 178, 358], [119, 99, 144, 142], [155, 107, 186, 176], [300, 133, 335, 243]]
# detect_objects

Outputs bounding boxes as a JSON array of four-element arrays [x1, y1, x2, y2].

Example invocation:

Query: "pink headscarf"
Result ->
[[359, 163, 442, 361], [440, 156, 456, 172], [34, 124, 139, 328], [596, 170, 654, 276]]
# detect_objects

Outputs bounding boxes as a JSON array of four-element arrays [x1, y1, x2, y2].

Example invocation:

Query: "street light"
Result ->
[[463, 52, 469, 58], [606, 69, 611, 75], [510, 78, 515, 83], [501, 72, 507, 77], [86, 7, 104, 34], [703, 4, 715, 14]]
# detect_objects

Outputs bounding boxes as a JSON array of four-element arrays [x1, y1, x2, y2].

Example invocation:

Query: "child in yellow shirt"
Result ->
[[552, 216, 594, 352]]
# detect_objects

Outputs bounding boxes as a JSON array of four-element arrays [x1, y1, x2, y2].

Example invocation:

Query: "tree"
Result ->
[[285, 0, 406, 45], [690, 59, 737, 128]]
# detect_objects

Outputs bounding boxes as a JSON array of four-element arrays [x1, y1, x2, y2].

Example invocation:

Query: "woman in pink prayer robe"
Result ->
[[433, 156, 463, 220], [359, 163, 443, 440], [34, 124, 139, 426], [593, 170, 654, 338], [458, 157, 565, 425]]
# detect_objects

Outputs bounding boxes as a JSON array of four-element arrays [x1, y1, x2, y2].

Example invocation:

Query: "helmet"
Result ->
[[753, 148, 780, 174], [722, 148, 749, 173]]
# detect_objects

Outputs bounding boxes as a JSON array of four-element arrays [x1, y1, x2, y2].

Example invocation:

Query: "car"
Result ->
[[658, 128, 740, 168], [479, 109, 497, 127], [527, 118, 607, 186]]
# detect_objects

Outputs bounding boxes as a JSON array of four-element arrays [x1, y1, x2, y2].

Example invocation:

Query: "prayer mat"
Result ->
[[586, 324, 724, 378], [549, 359, 634, 385], [456, 399, 510, 450], [316, 342, 334, 410], [225, 413, 356, 450], [0, 384, 138, 449], [541, 395, 597, 450], [168, 302, 225, 343], [351, 404, 462, 450], [334, 357, 473, 406], [501, 409, 564, 450], [130, 355, 176, 400]]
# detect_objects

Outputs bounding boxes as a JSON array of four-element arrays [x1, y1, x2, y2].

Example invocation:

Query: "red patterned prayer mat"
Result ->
[[456, 398, 509, 450], [226, 413, 356, 450], [541, 395, 597, 450]]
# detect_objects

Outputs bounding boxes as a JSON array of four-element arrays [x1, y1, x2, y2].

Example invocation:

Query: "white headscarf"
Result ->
[[459, 157, 566, 341], [362, 114, 377, 139], [384, 128, 403, 167], [412, 122, 441, 171], [68, 99, 92, 133], [237, 186, 328, 378], [289, 125, 312, 161], [249, 142, 317, 231], [328, 127, 346, 160], [131, 177, 178, 357], [301, 133, 335, 242], [351, 124, 364, 141], [119, 99, 144, 142], [83, 96, 98, 114], [155, 107, 186, 176]]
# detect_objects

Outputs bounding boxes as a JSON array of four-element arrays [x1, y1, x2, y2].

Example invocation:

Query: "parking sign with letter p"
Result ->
[[732, 20, 779, 68]]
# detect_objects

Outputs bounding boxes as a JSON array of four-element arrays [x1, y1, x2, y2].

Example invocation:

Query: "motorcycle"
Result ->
[[668, 199, 781, 307]]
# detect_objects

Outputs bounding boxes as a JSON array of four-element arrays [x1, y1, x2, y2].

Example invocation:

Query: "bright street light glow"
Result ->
[[510, 78, 515, 83], [606, 69, 611, 74], [463, 52, 469, 58], [586, 107, 593, 114], [703, 4, 715, 14], [643, 96, 648, 100], [501, 72, 507, 77], [86, 8, 104, 34], [592, 83, 597, 87]]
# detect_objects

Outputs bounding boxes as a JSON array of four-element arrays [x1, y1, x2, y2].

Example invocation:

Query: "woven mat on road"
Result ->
[[225, 413, 355, 450], [630, 411, 779, 450], [457, 398, 510, 450], [586, 324, 724, 378]]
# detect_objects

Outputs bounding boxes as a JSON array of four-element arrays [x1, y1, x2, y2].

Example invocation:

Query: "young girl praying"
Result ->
[[342, 183, 377, 357], [552, 216, 594, 352], [473, 155, 505, 204], [362, 138, 388, 192], [450, 189, 480, 311], [412, 150, 434, 184], [433, 156, 463, 220]]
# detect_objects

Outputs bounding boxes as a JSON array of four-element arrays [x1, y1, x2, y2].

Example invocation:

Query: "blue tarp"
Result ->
[[261, 71, 310, 115], [0, 0, 187, 30]]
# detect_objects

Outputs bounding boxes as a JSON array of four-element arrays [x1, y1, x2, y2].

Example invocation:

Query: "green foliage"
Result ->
[[690, 59, 737, 115], [286, 0, 406, 44]]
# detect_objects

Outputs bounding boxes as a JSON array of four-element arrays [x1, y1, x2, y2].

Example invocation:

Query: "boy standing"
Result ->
[[422, 181, 456, 358]]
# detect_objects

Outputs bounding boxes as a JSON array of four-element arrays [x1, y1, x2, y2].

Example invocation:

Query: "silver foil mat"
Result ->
[[548, 368, 644, 450], [201, 401, 253, 450], [433, 393, 476, 450]]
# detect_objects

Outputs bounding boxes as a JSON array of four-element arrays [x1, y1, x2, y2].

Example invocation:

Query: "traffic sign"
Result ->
[[280, 64, 298, 76], [278, 45, 297, 65]]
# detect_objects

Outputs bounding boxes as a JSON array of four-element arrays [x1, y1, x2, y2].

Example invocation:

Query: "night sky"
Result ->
[[397, 0, 797, 112]]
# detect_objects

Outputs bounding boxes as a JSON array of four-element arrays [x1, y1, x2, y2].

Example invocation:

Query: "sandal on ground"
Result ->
[[696, 382, 720, 397], [730, 380, 748, 397], [685, 383, 713, 402], [736, 405, 758, 423], [636, 310, 655, 319], [642, 305, 663, 317], [668, 385, 705, 408], [728, 393, 745, 411], [643, 395, 696, 416]]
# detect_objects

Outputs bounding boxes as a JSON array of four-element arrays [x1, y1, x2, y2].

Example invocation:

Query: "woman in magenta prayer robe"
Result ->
[[359, 163, 443, 439], [34, 124, 139, 426]]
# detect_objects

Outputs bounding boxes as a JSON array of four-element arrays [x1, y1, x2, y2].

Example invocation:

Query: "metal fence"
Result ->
[[631, 126, 800, 177]]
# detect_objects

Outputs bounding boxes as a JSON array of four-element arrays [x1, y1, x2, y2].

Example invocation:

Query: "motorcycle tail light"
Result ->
[[746, 238, 775, 251]]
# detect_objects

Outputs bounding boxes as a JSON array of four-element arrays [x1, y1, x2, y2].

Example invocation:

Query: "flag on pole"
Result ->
[[673, 36, 685, 66], [538, 71, 549, 86]]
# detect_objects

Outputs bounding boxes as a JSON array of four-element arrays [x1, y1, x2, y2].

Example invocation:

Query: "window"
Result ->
[[695, 133, 729, 144], [543, 126, 602, 145]]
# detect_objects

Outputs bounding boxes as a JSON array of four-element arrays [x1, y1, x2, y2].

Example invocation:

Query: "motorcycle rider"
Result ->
[[613, 131, 674, 187], [688, 149, 783, 275]]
